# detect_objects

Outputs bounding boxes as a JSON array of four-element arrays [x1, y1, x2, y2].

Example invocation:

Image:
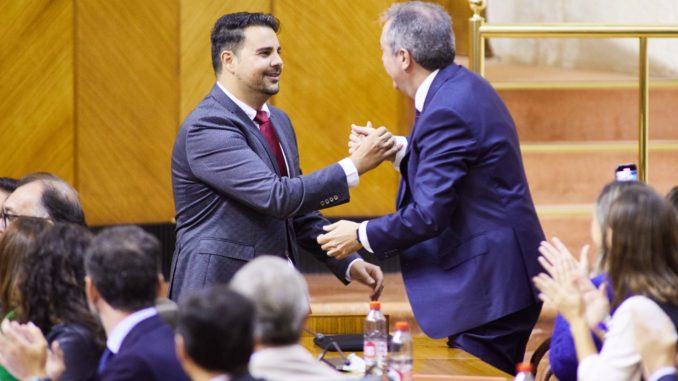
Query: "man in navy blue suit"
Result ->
[[85, 226, 191, 381], [318, 1, 544, 374]]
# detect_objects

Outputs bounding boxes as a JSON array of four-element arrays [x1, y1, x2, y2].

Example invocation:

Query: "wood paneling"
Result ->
[[76, 0, 179, 224], [275, 0, 409, 217], [0, 0, 74, 182], [180, 0, 272, 120]]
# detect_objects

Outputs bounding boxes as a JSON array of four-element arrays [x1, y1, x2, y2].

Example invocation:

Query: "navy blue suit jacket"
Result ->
[[366, 64, 544, 338], [170, 85, 358, 300], [100, 314, 190, 381]]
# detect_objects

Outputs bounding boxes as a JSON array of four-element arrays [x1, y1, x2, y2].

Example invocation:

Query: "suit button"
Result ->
[[333, 195, 339, 201], [320, 201, 325, 206], [325, 198, 330, 204]]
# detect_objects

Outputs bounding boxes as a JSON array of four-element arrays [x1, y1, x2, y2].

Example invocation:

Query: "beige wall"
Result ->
[[0, 0, 466, 224]]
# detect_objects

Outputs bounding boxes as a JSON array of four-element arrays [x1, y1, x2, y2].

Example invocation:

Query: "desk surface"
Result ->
[[300, 336, 511, 380]]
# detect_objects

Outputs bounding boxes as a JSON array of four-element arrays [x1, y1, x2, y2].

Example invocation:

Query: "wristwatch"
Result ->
[[27, 377, 50, 381]]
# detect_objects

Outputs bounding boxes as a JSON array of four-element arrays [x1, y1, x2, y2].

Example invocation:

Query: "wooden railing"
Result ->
[[467, 0, 678, 182]]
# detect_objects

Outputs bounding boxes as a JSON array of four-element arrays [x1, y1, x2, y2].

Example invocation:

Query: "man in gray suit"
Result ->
[[169, 12, 397, 301]]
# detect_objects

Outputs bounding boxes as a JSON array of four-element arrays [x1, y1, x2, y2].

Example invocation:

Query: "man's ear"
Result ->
[[157, 273, 167, 298], [221, 50, 237, 74], [397, 48, 412, 71], [175, 334, 187, 362], [85, 276, 99, 305]]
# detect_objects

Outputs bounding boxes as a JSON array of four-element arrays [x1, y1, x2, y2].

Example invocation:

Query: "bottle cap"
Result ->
[[395, 321, 409, 331], [369, 301, 381, 310], [515, 362, 533, 373]]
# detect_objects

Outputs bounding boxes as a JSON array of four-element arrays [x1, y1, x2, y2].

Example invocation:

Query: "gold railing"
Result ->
[[468, 0, 678, 182]]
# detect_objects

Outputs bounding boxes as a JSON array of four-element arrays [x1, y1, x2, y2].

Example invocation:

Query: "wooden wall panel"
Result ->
[[0, 0, 74, 183], [180, 0, 272, 121], [275, 0, 409, 217], [76, 1, 179, 224]]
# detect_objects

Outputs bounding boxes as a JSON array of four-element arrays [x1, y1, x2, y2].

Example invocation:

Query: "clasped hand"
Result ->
[[348, 122, 400, 173]]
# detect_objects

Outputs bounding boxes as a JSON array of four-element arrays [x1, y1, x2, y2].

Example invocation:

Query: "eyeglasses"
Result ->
[[0, 211, 51, 228]]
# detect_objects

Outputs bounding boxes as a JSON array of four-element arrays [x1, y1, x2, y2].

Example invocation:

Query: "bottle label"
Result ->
[[364, 340, 376, 363], [376, 340, 388, 359], [388, 368, 412, 381]]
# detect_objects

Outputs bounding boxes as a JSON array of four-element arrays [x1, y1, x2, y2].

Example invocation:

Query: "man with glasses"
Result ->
[[0, 172, 85, 233]]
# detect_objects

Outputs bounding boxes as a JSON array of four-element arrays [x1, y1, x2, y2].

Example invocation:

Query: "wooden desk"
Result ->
[[300, 336, 511, 380]]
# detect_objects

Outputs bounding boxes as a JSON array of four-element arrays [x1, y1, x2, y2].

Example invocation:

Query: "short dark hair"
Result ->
[[18, 172, 86, 226], [177, 285, 255, 374], [211, 12, 280, 74], [85, 226, 161, 312], [0, 177, 18, 193]]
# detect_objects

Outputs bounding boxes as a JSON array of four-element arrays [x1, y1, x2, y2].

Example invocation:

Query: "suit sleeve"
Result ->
[[49, 326, 99, 381], [292, 210, 360, 284], [184, 115, 349, 219], [366, 107, 476, 256], [100, 355, 154, 381]]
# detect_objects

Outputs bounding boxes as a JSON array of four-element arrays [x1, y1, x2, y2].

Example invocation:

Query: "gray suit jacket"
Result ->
[[169, 84, 358, 300]]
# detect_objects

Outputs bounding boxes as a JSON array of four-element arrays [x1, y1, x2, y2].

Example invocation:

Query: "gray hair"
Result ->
[[381, 1, 455, 71], [229, 256, 309, 345]]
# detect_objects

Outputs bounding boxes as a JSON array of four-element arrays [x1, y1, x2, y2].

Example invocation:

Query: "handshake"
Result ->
[[316, 123, 402, 263], [348, 122, 401, 175]]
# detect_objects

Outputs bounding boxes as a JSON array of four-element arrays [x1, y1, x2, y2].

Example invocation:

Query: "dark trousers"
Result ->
[[447, 303, 542, 375]]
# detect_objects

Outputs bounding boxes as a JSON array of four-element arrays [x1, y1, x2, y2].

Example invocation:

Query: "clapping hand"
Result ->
[[534, 237, 609, 326]]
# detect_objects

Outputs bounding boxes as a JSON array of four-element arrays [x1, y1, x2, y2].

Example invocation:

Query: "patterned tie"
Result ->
[[255, 110, 288, 177]]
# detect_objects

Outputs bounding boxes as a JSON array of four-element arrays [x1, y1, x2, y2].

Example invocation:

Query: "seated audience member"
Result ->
[[632, 305, 678, 381], [175, 285, 265, 381], [667, 186, 678, 213], [0, 177, 17, 207], [549, 181, 633, 381], [535, 183, 678, 381], [0, 217, 49, 315], [0, 217, 49, 381], [84, 225, 190, 381], [0, 172, 85, 233], [6, 223, 103, 381], [230, 256, 354, 381]]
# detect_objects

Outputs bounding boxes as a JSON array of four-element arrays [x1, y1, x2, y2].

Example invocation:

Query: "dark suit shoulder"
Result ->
[[104, 315, 190, 381]]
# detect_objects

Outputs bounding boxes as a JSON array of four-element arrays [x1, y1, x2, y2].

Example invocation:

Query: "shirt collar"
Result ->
[[216, 81, 270, 121], [207, 375, 231, 381], [414, 69, 440, 113], [106, 306, 158, 354]]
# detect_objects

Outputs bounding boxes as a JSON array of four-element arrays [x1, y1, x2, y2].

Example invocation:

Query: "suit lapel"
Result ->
[[209, 85, 284, 176], [397, 64, 461, 208]]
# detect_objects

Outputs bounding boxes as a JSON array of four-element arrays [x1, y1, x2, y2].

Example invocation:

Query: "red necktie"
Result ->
[[255, 110, 288, 177]]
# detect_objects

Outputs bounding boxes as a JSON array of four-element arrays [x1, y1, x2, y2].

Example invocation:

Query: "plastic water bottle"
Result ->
[[388, 321, 413, 381], [364, 301, 388, 373], [514, 362, 535, 381]]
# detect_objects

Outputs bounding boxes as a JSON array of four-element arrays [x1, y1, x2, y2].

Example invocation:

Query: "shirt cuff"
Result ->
[[649, 367, 677, 381], [392, 136, 408, 173], [577, 354, 599, 380], [345, 258, 364, 281], [338, 158, 359, 188], [359, 221, 374, 253]]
